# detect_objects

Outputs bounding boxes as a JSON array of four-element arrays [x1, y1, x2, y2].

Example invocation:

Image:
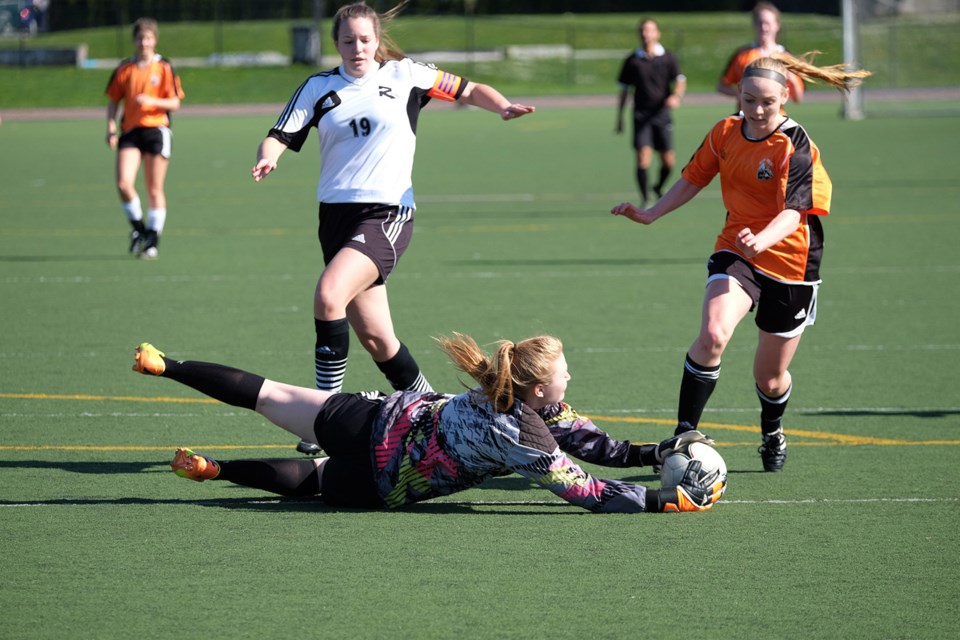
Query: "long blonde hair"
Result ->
[[436, 333, 564, 413], [332, 1, 406, 62], [751, 50, 872, 94]]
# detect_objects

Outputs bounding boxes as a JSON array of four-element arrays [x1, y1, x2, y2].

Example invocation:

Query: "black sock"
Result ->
[[160, 358, 264, 410], [677, 354, 720, 428], [130, 219, 146, 234], [315, 317, 350, 391], [217, 459, 321, 497], [757, 383, 791, 436], [655, 165, 671, 196], [636, 167, 649, 202], [376, 343, 432, 392]]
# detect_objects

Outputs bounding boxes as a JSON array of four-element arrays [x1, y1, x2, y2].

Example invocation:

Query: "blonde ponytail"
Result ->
[[436, 333, 564, 413], [757, 50, 872, 93]]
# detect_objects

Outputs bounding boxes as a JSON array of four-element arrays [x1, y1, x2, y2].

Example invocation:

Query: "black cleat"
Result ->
[[139, 230, 159, 260], [296, 439, 323, 455], [129, 229, 144, 254], [759, 431, 787, 472]]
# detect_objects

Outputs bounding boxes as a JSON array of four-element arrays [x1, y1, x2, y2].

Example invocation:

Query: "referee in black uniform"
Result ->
[[615, 18, 686, 208]]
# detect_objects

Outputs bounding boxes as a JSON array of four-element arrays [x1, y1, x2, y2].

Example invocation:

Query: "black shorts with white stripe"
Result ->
[[118, 126, 173, 159], [317, 202, 414, 285]]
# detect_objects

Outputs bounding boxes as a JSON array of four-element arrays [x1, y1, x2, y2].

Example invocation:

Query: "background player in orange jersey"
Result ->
[[717, 2, 804, 110], [611, 53, 869, 472], [105, 17, 185, 259]]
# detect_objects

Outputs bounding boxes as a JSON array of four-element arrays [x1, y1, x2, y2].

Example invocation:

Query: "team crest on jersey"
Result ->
[[757, 158, 774, 181], [150, 73, 160, 87]]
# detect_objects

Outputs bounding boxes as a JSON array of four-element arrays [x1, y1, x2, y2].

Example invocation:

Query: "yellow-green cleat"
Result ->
[[133, 342, 166, 376]]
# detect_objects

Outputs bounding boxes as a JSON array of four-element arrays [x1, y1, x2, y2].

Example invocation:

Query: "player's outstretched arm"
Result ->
[[610, 177, 702, 225], [252, 137, 289, 182], [458, 82, 535, 121]]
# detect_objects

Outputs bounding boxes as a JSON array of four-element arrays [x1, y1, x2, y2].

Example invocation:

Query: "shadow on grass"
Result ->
[[0, 460, 165, 474], [0, 255, 131, 262], [0, 495, 586, 516], [444, 256, 703, 267]]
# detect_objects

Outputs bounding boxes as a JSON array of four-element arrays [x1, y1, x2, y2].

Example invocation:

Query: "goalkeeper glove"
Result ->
[[654, 430, 716, 465], [661, 460, 726, 513]]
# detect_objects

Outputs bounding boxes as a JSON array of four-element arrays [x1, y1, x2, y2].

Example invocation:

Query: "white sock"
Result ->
[[147, 208, 167, 234], [122, 197, 143, 223]]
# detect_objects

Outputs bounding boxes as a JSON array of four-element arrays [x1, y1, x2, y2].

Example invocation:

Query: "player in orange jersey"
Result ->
[[611, 53, 869, 472], [717, 2, 804, 110], [105, 18, 185, 259]]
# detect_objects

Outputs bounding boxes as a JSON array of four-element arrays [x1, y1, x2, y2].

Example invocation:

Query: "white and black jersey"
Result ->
[[268, 58, 466, 209]]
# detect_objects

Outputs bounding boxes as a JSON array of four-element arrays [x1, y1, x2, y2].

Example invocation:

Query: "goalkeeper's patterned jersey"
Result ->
[[370, 390, 650, 513], [266, 58, 466, 208], [681, 114, 831, 283]]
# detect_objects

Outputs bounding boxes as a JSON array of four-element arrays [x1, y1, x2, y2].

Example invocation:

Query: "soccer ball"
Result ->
[[660, 442, 727, 489]]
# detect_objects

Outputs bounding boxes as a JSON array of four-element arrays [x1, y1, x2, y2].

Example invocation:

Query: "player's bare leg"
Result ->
[[116, 147, 146, 253], [753, 331, 802, 471]]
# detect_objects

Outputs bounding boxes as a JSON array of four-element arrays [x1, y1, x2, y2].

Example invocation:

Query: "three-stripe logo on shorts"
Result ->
[[382, 206, 412, 247]]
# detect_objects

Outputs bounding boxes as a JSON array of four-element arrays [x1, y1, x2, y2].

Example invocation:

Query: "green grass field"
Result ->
[[1, 99, 959, 638], [2, 11, 959, 108]]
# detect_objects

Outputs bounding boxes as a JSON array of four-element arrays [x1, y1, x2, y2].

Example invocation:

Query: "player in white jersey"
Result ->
[[252, 2, 534, 455]]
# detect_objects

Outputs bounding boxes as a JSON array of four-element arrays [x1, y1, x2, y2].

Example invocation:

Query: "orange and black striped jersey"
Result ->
[[681, 115, 831, 283], [720, 44, 804, 102], [105, 54, 185, 133]]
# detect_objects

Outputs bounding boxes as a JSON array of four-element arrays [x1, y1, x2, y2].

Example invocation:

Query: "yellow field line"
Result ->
[[2, 394, 957, 447], [0, 392, 218, 404], [590, 415, 960, 446], [0, 444, 290, 452]]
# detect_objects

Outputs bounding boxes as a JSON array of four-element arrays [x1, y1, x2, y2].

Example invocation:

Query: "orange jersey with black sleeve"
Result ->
[[681, 115, 831, 283], [720, 44, 804, 102], [105, 54, 185, 133]]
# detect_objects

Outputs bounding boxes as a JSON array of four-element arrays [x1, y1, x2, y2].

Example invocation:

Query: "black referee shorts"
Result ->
[[633, 108, 673, 152]]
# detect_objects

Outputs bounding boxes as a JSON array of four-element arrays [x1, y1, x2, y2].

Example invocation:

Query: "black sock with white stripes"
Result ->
[[315, 317, 350, 392], [757, 383, 792, 436], [677, 354, 720, 428], [376, 343, 433, 392]]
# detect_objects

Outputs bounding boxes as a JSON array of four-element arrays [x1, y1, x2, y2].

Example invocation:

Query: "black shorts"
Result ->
[[118, 126, 173, 159], [633, 108, 673, 152], [707, 251, 818, 338], [314, 392, 385, 508], [317, 203, 414, 285]]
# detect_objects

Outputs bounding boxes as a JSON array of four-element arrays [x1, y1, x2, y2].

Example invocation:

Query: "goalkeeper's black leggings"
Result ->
[[159, 356, 383, 507], [217, 393, 383, 508]]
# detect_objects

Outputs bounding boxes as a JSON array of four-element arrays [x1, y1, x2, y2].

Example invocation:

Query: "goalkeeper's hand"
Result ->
[[662, 460, 726, 513], [654, 430, 716, 465]]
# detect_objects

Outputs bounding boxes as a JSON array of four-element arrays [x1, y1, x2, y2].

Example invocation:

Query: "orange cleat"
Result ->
[[170, 447, 220, 482], [133, 343, 166, 376]]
